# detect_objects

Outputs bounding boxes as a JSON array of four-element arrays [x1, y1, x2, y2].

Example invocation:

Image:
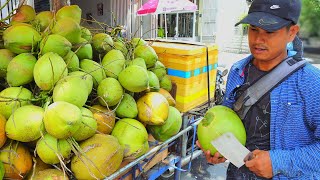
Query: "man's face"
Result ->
[[248, 24, 299, 63]]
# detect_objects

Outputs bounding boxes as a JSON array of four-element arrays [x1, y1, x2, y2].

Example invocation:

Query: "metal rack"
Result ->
[[105, 116, 204, 180], [106, 41, 218, 180]]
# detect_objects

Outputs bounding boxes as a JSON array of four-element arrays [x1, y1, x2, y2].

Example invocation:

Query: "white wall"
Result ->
[[215, 0, 248, 49], [198, 0, 218, 42], [139, 0, 153, 39], [71, 0, 134, 37], [71, 0, 112, 31]]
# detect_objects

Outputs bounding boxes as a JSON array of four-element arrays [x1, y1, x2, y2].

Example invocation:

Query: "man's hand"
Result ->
[[245, 149, 273, 178], [196, 140, 226, 164]]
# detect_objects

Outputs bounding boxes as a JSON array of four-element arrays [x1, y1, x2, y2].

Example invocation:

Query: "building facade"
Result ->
[[1, 0, 248, 46]]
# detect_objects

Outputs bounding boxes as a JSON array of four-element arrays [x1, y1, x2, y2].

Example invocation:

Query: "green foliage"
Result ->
[[238, 13, 249, 34], [300, 0, 320, 37]]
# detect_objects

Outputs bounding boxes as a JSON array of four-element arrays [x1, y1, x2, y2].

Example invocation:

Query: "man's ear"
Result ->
[[289, 25, 300, 41]]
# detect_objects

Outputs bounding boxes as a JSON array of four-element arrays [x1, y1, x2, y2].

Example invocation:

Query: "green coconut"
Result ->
[[131, 38, 147, 47], [80, 59, 106, 88], [68, 71, 93, 95], [36, 133, 72, 164], [52, 17, 81, 44], [0, 49, 15, 77], [7, 53, 37, 87], [111, 118, 149, 160], [0, 87, 33, 119], [115, 93, 138, 118], [160, 75, 172, 92], [74, 38, 93, 60], [147, 106, 182, 142], [11, 5, 36, 24], [53, 76, 89, 107], [0, 161, 4, 180], [63, 51, 79, 72], [25, 156, 51, 180], [150, 61, 166, 80], [128, 58, 147, 69], [34, 11, 54, 31], [44, 101, 82, 139], [134, 45, 158, 68], [81, 26, 92, 41], [56, 5, 82, 24], [147, 70, 160, 91], [114, 41, 128, 57], [72, 107, 97, 141], [0, 37, 4, 49], [34, 169, 69, 180], [33, 52, 68, 90], [0, 114, 6, 148], [0, 141, 33, 179], [102, 49, 125, 78], [197, 105, 247, 155], [40, 34, 72, 57], [3, 23, 41, 54], [137, 92, 169, 125], [97, 77, 124, 107], [159, 88, 176, 106], [90, 105, 116, 134], [71, 134, 124, 179], [5, 105, 44, 142], [91, 33, 114, 53], [118, 65, 149, 92]]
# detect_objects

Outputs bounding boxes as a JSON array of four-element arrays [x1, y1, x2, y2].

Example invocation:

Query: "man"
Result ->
[[197, 0, 320, 179]]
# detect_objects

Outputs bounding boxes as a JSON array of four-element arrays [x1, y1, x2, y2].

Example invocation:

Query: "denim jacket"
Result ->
[[222, 55, 320, 179]]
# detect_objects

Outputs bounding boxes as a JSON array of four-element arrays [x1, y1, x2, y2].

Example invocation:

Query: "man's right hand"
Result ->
[[196, 140, 227, 164]]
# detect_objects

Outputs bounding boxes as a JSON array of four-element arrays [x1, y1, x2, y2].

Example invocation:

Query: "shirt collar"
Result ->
[[233, 55, 253, 77], [232, 51, 294, 77]]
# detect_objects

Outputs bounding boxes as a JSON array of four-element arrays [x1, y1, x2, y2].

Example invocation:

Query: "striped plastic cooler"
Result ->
[[150, 41, 218, 112]]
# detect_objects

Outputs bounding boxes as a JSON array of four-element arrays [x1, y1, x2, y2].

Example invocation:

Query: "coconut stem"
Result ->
[[0, 0, 11, 11], [5, 140, 24, 178], [0, 0, 18, 23], [67, 137, 102, 180], [39, 131, 72, 176], [42, 96, 52, 109], [0, 95, 45, 102]]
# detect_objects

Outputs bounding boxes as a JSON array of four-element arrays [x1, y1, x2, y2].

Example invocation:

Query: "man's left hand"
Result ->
[[245, 149, 273, 178]]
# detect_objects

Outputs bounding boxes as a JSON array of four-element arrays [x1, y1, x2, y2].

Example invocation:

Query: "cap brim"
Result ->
[[235, 12, 292, 32]]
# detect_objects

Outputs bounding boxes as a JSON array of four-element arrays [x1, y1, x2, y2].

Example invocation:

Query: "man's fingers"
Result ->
[[196, 146, 227, 164], [196, 140, 201, 148], [205, 150, 213, 161], [213, 152, 221, 158], [215, 152, 226, 163], [205, 150, 211, 157], [220, 157, 227, 163], [245, 158, 255, 168]]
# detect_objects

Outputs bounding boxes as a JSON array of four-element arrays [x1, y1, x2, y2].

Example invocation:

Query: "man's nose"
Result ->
[[254, 33, 267, 43]]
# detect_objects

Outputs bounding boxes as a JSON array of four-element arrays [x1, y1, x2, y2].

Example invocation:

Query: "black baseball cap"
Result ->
[[235, 0, 301, 32]]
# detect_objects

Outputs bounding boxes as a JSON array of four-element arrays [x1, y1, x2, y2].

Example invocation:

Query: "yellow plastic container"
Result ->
[[150, 40, 218, 112]]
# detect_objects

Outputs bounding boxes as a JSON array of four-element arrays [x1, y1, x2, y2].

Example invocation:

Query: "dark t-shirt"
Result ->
[[227, 62, 271, 180]]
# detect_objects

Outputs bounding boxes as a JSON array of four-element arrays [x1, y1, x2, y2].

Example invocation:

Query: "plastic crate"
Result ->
[[150, 40, 218, 112]]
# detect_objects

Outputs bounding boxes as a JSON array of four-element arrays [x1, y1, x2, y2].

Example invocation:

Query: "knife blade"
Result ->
[[211, 132, 252, 168]]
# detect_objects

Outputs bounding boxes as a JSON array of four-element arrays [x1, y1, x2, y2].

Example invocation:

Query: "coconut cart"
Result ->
[[0, 1, 218, 179], [146, 39, 219, 179], [105, 40, 219, 180]]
